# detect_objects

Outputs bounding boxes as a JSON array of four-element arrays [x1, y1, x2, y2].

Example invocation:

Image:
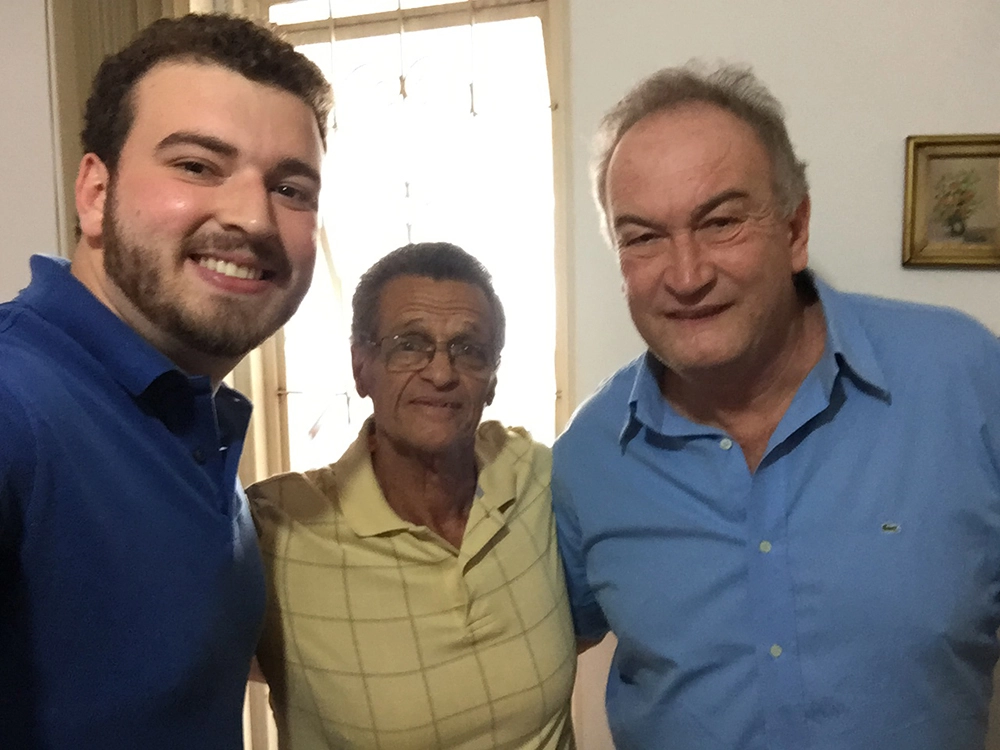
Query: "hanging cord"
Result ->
[[326, 0, 339, 132], [468, 2, 477, 116], [397, 0, 407, 100]]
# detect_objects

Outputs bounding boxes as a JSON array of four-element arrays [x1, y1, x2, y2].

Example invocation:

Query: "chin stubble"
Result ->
[[101, 182, 304, 360]]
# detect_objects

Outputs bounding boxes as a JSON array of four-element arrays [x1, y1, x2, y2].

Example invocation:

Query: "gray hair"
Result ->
[[351, 242, 506, 361], [592, 62, 808, 241]]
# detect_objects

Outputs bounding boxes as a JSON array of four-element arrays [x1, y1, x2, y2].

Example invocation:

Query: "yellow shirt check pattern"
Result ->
[[249, 421, 576, 749]]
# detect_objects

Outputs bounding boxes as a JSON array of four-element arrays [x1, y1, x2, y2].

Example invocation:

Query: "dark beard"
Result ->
[[101, 180, 298, 360]]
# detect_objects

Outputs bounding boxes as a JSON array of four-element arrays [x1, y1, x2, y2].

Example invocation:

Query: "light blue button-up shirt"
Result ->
[[553, 276, 1000, 750]]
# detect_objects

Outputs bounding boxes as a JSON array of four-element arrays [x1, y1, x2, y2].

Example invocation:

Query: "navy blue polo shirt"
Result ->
[[0, 256, 265, 749]]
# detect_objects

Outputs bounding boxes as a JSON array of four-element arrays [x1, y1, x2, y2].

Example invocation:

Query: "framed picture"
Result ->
[[902, 134, 1000, 267]]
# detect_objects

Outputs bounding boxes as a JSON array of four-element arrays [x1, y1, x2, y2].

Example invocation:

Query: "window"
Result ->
[[267, 0, 563, 471]]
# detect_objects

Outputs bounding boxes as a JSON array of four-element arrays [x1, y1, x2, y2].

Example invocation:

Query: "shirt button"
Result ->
[[719, 437, 733, 450], [192, 447, 207, 465], [759, 540, 772, 553], [770, 644, 783, 658]]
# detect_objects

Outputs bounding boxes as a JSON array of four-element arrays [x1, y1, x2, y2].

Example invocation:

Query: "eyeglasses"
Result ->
[[369, 332, 497, 375]]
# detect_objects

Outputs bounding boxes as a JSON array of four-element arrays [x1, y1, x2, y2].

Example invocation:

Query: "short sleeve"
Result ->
[[0, 379, 34, 548], [551, 464, 609, 641], [246, 476, 285, 556], [979, 334, 1000, 481]]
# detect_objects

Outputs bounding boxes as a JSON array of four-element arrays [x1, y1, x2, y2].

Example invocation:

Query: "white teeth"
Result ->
[[197, 257, 262, 281]]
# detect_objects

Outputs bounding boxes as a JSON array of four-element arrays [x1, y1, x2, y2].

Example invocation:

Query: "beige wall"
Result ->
[[564, 1, 1000, 747], [0, 2, 61, 302]]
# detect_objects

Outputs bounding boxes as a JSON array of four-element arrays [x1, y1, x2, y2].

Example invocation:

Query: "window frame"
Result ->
[[234, 0, 571, 491]]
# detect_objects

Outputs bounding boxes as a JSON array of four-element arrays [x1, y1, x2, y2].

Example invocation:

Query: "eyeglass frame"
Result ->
[[365, 331, 500, 376]]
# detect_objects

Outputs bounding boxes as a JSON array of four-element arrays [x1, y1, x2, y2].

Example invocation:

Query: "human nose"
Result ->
[[660, 231, 715, 298], [215, 171, 277, 235], [419, 345, 460, 387]]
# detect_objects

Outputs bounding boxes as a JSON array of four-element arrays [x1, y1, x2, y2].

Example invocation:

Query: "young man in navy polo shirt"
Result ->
[[0, 14, 331, 749]]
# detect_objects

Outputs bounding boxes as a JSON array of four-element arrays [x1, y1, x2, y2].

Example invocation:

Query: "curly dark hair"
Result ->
[[352, 242, 506, 362], [81, 13, 332, 171]]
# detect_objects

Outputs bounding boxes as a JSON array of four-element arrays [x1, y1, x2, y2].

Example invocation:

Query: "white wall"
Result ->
[[567, 0, 1000, 403], [0, 2, 61, 303], [565, 2, 1000, 748]]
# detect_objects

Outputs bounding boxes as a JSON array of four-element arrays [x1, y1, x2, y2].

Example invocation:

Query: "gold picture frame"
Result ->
[[902, 134, 1000, 267]]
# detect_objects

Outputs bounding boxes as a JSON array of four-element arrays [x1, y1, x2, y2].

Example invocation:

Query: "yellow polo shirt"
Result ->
[[249, 420, 576, 749]]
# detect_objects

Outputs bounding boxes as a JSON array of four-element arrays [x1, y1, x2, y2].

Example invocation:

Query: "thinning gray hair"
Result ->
[[592, 62, 809, 241], [351, 242, 506, 362]]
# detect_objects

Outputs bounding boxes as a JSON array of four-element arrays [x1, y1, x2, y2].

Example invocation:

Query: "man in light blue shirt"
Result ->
[[552, 62, 1000, 749]]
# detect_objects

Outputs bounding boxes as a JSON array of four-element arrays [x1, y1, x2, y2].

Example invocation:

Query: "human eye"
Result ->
[[273, 181, 319, 211], [392, 334, 429, 353], [616, 231, 665, 259], [451, 341, 491, 371], [616, 224, 661, 248], [696, 213, 746, 243], [382, 333, 433, 371], [704, 215, 739, 228], [620, 232, 657, 247], [172, 158, 221, 180]]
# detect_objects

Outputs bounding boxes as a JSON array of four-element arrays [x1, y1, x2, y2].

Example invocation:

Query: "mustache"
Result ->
[[181, 230, 291, 277]]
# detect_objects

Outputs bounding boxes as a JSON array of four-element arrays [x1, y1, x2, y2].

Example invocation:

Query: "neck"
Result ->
[[369, 426, 479, 549], [70, 243, 237, 389], [661, 297, 826, 471]]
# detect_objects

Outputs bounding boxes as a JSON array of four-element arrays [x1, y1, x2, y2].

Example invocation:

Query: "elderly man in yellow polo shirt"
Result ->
[[249, 241, 577, 749]]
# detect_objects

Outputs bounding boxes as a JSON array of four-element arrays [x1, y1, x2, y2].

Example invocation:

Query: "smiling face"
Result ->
[[352, 275, 498, 460], [605, 102, 811, 383], [73, 61, 324, 378]]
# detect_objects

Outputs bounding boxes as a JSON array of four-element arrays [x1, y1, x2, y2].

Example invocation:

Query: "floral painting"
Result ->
[[931, 168, 982, 238], [925, 158, 998, 243], [903, 135, 1000, 267]]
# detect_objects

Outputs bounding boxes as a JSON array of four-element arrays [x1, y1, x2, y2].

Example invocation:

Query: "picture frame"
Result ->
[[902, 134, 1000, 268]]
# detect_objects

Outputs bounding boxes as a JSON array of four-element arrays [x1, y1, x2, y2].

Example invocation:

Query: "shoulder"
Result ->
[[567, 356, 642, 428], [476, 420, 551, 467], [0, 299, 84, 405], [0, 297, 27, 334], [0, 317, 50, 453], [476, 422, 554, 515], [843, 289, 993, 342], [247, 467, 338, 541], [554, 356, 643, 458], [833, 289, 1000, 376], [0, 303, 50, 376], [0, 375, 37, 474]]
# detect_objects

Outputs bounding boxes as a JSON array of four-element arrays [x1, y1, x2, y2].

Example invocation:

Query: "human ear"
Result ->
[[787, 195, 811, 272], [351, 343, 371, 398], [485, 373, 497, 406], [75, 153, 109, 241]]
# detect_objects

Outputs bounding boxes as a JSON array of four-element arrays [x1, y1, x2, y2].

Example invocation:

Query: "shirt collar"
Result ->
[[339, 419, 518, 538], [20, 255, 179, 398], [811, 273, 890, 399], [339, 421, 413, 537], [620, 271, 891, 447], [20, 255, 252, 438]]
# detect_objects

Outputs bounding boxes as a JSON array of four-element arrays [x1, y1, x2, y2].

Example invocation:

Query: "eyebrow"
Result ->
[[156, 132, 321, 185], [690, 189, 750, 222], [272, 158, 321, 187], [155, 131, 238, 158], [390, 320, 488, 340], [612, 189, 751, 231]]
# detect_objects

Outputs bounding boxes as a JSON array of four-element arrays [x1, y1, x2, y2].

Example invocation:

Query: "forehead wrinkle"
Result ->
[[378, 287, 493, 340], [608, 111, 770, 228]]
